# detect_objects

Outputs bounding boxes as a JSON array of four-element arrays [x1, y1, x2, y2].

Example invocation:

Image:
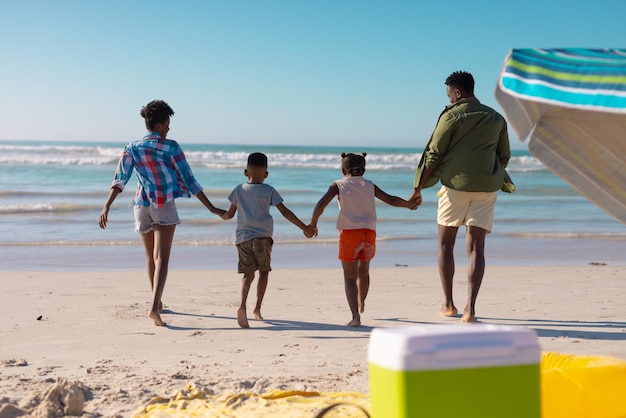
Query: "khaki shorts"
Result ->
[[437, 186, 497, 233], [134, 200, 180, 234], [338, 229, 376, 262], [236, 237, 273, 273]]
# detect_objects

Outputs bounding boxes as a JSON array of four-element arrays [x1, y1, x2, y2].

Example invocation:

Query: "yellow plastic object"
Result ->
[[131, 383, 371, 418], [541, 352, 626, 418], [132, 352, 626, 418]]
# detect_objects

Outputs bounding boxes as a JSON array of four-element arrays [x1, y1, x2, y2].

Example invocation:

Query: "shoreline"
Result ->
[[1, 266, 625, 416], [2, 234, 625, 273]]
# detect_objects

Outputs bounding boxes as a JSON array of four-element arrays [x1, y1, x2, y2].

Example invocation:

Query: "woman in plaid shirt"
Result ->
[[99, 100, 225, 326]]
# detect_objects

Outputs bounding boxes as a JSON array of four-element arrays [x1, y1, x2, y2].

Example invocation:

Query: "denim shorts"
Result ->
[[134, 200, 181, 234]]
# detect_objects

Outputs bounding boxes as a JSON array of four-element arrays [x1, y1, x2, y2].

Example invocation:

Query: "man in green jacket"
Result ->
[[410, 71, 513, 323]]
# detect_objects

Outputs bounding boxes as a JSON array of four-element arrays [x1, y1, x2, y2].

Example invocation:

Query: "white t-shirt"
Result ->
[[228, 183, 283, 245], [335, 176, 376, 231]]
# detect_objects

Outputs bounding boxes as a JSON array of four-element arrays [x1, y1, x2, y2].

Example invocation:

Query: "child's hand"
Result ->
[[407, 198, 420, 210], [408, 190, 422, 207], [209, 205, 227, 218], [304, 224, 317, 238]]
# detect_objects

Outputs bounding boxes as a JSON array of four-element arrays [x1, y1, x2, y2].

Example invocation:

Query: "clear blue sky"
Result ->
[[1, 0, 624, 150]]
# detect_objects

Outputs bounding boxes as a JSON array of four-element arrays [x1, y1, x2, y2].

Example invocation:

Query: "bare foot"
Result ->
[[461, 311, 479, 323], [253, 309, 263, 321], [346, 317, 361, 327], [439, 304, 458, 317], [149, 311, 166, 326], [237, 307, 250, 328]]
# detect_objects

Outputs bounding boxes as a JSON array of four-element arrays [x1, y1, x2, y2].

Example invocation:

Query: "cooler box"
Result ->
[[368, 324, 541, 418]]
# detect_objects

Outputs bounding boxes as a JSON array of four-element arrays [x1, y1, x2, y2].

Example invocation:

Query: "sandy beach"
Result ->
[[1, 265, 625, 417]]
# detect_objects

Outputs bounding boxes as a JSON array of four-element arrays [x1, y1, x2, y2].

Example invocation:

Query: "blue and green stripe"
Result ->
[[500, 49, 626, 111]]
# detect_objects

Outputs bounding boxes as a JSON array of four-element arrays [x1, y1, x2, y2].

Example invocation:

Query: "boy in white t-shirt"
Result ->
[[309, 153, 418, 327], [221, 152, 315, 328]]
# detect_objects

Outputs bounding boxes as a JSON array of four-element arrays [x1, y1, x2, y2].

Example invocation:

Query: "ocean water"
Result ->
[[1, 140, 624, 271]]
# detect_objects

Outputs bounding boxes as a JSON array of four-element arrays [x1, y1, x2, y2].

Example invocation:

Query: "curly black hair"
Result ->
[[140, 100, 175, 130], [341, 152, 367, 176], [445, 71, 475, 95]]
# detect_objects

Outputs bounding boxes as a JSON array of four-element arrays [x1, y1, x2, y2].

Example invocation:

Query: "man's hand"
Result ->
[[408, 189, 423, 207]]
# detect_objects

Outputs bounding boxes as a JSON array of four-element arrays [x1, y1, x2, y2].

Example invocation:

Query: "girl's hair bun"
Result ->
[[340, 152, 367, 175]]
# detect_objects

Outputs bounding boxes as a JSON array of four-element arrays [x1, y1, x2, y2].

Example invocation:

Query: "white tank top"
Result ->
[[335, 176, 376, 230]]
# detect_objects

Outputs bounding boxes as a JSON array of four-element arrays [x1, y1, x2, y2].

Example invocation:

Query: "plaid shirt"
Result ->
[[111, 133, 203, 207]]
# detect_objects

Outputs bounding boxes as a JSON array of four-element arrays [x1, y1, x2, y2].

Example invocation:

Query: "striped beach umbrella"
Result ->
[[495, 48, 626, 225]]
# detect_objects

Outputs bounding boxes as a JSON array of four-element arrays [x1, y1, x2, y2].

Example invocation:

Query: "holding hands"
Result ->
[[303, 224, 317, 238], [306, 224, 318, 238], [405, 197, 420, 210], [408, 189, 423, 208]]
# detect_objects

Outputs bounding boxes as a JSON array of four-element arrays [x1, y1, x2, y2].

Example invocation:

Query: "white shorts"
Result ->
[[134, 200, 180, 234], [437, 186, 497, 233]]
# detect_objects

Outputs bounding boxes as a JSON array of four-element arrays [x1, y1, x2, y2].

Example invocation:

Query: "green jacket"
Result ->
[[414, 97, 515, 193]]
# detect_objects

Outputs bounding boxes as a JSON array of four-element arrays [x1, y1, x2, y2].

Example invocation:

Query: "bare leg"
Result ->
[[140, 231, 160, 311], [462, 226, 486, 323], [146, 224, 176, 326], [341, 261, 361, 327], [238, 272, 255, 328], [357, 261, 370, 313], [438, 224, 459, 317], [253, 271, 269, 320]]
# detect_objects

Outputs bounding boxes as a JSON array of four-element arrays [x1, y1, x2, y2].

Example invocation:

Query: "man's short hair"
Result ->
[[247, 152, 268, 168], [445, 71, 475, 95], [141, 100, 174, 130]]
